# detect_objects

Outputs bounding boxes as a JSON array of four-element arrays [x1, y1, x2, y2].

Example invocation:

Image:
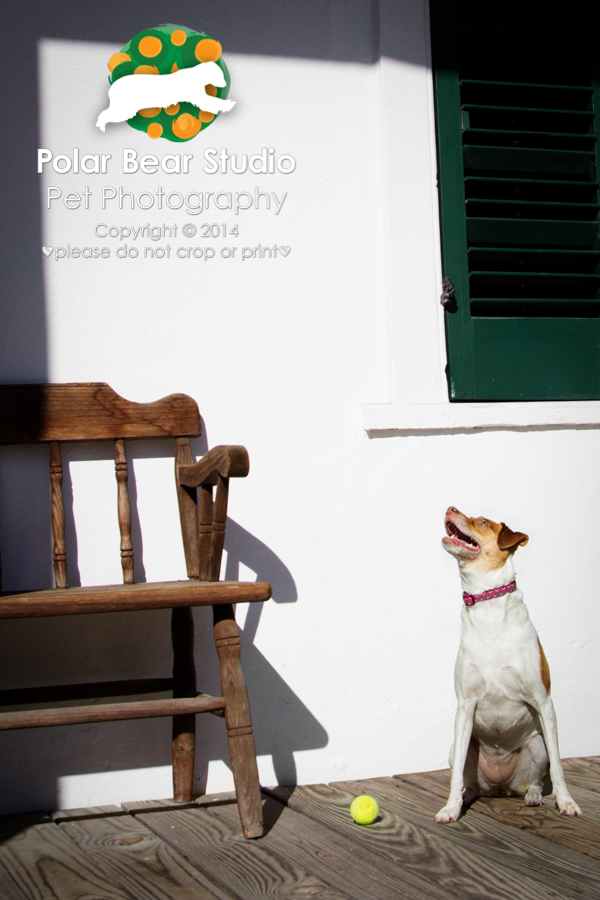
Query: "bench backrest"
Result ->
[[0, 383, 201, 589]]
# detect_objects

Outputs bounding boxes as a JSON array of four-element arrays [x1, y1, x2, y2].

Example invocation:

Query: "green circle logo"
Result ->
[[101, 24, 232, 141]]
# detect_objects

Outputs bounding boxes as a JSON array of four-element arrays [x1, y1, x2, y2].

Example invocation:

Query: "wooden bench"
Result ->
[[0, 382, 271, 838]]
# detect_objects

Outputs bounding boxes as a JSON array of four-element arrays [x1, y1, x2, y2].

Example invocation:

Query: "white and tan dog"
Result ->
[[96, 61, 235, 132], [436, 506, 581, 823]]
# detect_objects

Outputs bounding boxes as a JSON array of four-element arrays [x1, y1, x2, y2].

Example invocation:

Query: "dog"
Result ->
[[96, 61, 235, 131], [435, 506, 581, 823]]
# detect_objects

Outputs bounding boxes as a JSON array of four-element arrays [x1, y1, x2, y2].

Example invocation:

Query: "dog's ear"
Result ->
[[498, 522, 529, 552]]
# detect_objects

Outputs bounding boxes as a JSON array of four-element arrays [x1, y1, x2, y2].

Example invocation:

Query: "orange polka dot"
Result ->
[[198, 109, 215, 123], [147, 123, 163, 139], [134, 65, 159, 75], [108, 52, 131, 72], [139, 35, 162, 57], [171, 29, 187, 46], [205, 84, 218, 96], [172, 113, 202, 139], [138, 107, 161, 118], [164, 103, 180, 116], [194, 39, 222, 62], [171, 62, 179, 72]]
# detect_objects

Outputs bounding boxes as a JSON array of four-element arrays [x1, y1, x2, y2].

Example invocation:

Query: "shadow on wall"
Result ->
[[0, 442, 327, 814], [196, 519, 329, 791]]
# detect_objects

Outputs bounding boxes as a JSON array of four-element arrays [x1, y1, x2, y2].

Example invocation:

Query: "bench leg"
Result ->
[[214, 604, 263, 839], [172, 607, 196, 802]]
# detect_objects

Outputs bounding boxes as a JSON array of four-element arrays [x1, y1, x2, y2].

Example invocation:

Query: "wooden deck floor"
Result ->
[[0, 757, 599, 899]]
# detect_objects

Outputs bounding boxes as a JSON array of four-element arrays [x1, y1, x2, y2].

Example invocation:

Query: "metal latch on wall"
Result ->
[[440, 276, 456, 310]]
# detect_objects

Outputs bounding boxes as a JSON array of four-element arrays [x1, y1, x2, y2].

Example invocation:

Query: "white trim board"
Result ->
[[363, 401, 600, 433]]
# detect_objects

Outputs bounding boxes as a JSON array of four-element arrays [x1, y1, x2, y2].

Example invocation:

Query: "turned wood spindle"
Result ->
[[175, 437, 200, 580], [213, 604, 263, 838], [114, 439, 134, 584], [49, 441, 67, 589], [208, 474, 229, 582], [171, 606, 197, 802], [198, 483, 214, 581]]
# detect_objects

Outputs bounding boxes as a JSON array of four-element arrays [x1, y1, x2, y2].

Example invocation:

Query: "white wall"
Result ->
[[0, 0, 598, 813]]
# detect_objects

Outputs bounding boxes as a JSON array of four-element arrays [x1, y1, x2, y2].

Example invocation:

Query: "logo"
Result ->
[[96, 25, 235, 141]]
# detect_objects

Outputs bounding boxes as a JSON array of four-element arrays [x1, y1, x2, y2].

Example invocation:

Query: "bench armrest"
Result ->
[[177, 445, 249, 488]]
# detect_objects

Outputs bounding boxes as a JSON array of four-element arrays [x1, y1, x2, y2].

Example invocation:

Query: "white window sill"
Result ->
[[363, 401, 600, 434]]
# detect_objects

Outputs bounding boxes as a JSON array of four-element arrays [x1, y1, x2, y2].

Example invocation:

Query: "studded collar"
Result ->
[[463, 580, 517, 607]]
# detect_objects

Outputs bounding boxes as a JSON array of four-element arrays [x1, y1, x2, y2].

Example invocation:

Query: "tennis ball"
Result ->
[[350, 794, 379, 825]]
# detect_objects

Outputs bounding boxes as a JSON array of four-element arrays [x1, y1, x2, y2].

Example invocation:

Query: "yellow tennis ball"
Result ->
[[350, 794, 379, 825]]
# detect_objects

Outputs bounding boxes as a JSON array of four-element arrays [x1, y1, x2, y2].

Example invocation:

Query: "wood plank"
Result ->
[[267, 781, 588, 900], [0, 820, 133, 900], [0, 579, 272, 618], [52, 805, 127, 823], [396, 768, 451, 797], [219, 794, 561, 900], [136, 803, 359, 900], [0, 812, 51, 840], [122, 798, 199, 813], [196, 792, 238, 809], [60, 812, 231, 900], [396, 769, 600, 861], [469, 795, 600, 860], [565, 756, 600, 774], [0, 383, 201, 443], [563, 756, 600, 791], [138, 796, 463, 900], [568, 786, 600, 822], [557, 770, 600, 796], [122, 791, 237, 813], [368, 777, 600, 899]]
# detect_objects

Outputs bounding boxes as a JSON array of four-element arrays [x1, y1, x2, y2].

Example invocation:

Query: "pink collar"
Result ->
[[463, 580, 517, 607]]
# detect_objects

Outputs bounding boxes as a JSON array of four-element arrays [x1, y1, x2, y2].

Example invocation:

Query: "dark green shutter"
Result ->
[[431, 0, 600, 400]]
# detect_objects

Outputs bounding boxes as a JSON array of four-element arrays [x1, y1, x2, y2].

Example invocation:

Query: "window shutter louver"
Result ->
[[431, 0, 600, 400]]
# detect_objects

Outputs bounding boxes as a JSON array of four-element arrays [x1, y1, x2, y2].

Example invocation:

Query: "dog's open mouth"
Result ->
[[444, 520, 480, 552]]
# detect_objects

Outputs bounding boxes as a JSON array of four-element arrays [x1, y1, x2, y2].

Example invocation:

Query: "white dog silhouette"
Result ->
[[96, 60, 235, 131]]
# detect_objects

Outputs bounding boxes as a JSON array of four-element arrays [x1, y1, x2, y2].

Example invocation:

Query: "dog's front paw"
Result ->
[[524, 787, 543, 807], [435, 802, 462, 824], [557, 796, 582, 817]]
